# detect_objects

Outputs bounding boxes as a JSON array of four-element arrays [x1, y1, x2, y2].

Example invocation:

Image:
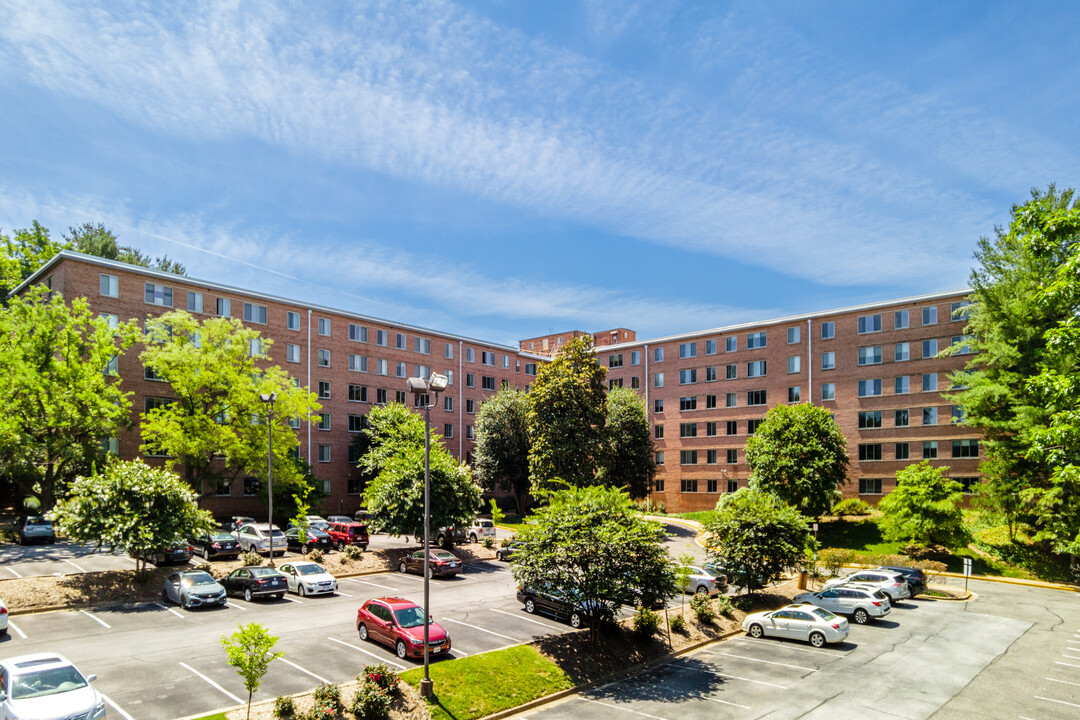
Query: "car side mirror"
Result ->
[[0, 688, 7, 702], [87, 674, 97, 683]]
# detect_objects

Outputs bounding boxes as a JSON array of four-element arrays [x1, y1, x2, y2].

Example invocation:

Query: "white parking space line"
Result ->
[[283, 596, 303, 604], [1054, 661, 1080, 668], [180, 662, 243, 704], [1035, 695, 1080, 709], [153, 602, 186, 619], [64, 559, 88, 573], [326, 637, 407, 670], [279, 657, 331, 685], [335, 591, 353, 598], [348, 578, 398, 591], [708, 652, 816, 672], [7, 620, 26, 639], [671, 664, 788, 689], [226, 602, 247, 611], [100, 692, 135, 720], [79, 609, 111, 629], [1047, 677, 1080, 688], [702, 695, 752, 710], [489, 607, 564, 631], [1068, 645, 1080, 652], [730, 638, 838, 657], [440, 617, 520, 642], [4, 566, 22, 578], [1062, 655, 1080, 661], [450, 649, 469, 658], [582, 697, 670, 720]]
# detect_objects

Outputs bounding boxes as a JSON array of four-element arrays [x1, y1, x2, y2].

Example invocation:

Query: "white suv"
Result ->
[[824, 570, 911, 602], [466, 519, 496, 543], [236, 523, 286, 556], [794, 586, 891, 624]]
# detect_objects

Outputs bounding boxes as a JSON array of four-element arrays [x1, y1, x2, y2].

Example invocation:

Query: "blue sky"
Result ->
[[1, 1, 1076, 347]]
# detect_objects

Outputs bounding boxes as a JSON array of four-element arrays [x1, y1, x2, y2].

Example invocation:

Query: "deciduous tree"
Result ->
[[221, 623, 282, 720], [878, 462, 968, 548], [65, 222, 187, 275], [599, 386, 656, 500], [0, 222, 69, 298], [473, 388, 532, 513]]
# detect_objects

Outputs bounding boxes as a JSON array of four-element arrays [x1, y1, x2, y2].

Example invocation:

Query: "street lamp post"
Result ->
[[406, 372, 448, 700], [260, 392, 277, 568]]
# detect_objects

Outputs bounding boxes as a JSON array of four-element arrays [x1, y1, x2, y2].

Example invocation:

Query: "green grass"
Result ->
[[672, 510, 717, 525], [816, 518, 904, 555], [400, 644, 573, 720], [495, 514, 533, 534], [188, 714, 227, 720]]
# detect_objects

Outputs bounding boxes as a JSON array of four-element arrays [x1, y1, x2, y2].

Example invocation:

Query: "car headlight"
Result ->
[[408, 636, 423, 645], [93, 699, 107, 718]]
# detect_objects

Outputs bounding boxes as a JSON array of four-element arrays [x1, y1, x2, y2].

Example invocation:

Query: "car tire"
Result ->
[[809, 632, 826, 648], [298, 585, 306, 597], [748, 623, 764, 639], [301, 545, 310, 555], [396, 640, 408, 659], [469, 534, 478, 544], [399, 561, 408, 573], [569, 612, 583, 629], [244, 588, 253, 602], [853, 608, 869, 625], [524, 598, 536, 614], [358, 623, 368, 641], [426, 566, 434, 580], [695, 585, 709, 595], [496, 551, 504, 561], [275, 594, 283, 600]]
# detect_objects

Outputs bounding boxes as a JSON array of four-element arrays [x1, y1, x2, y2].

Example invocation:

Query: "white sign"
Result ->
[[812, 523, 818, 532], [963, 557, 972, 577]]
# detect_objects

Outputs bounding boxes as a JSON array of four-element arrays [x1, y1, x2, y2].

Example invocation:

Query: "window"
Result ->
[[788, 386, 801, 403], [100, 273, 118, 297], [630, 351, 640, 365], [746, 332, 767, 349], [707, 450, 718, 465], [725, 337, 737, 352], [631, 376, 640, 388], [955, 476, 979, 494], [952, 439, 979, 458], [747, 390, 766, 406], [679, 423, 697, 438], [104, 354, 119, 375], [317, 412, 331, 430], [895, 409, 909, 427], [248, 338, 263, 357], [100, 313, 120, 329], [680, 396, 697, 411], [348, 385, 367, 403], [395, 362, 407, 378], [145, 283, 173, 307], [747, 360, 766, 378], [655, 451, 665, 465], [895, 375, 910, 394], [705, 421, 717, 436], [681, 478, 698, 492], [216, 298, 231, 317], [952, 405, 965, 423], [654, 425, 664, 440], [318, 445, 331, 463], [705, 366, 717, 382], [317, 349, 330, 367], [787, 327, 800, 344], [466, 373, 475, 388], [481, 351, 496, 366], [609, 354, 623, 368], [859, 478, 882, 495], [858, 379, 882, 397], [654, 373, 664, 388], [482, 376, 496, 391], [654, 347, 664, 362], [923, 441, 938, 459], [922, 306, 938, 326], [787, 356, 801, 373], [705, 339, 717, 355], [857, 314, 882, 334], [465, 425, 474, 439], [858, 346, 882, 366], [821, 383, 835, 400], [922, 373, 938, 392], [726, 420, 737, 435], [415, 365, 431, 380], [444, 342, 454, 359], [443, 424, 454, 438], [396, 333, 406, 350], [525, 363, 537, 376], [348, 414, 367, 433], [680, 450, 698, 465], [243, 477, 260, 496], [727, 478, 739, 493], [896, 442, 910, 460], [726, 364, 737, 380], [679, 368, 697, 384], [820, 321, 835, 340], [414, 338, 431, 354], [465, 347, 474, 362], [654, 399, 664, 413], [858, 411, 882, 429], [318, 381, 331, 400], [895, 342, 910, 362], [466, 399, 475, 413], [396, 390, 407, 404], [240, 303, 266, 325], [376, 388, 387, 404], [951, 301, 971, 322], [186, 291, 203, 313], [345, 354, 366, 372], [821, 352, 836, 370], [377, 330, 388, 347], [679, 342, 697, 358], [444, 396, 453, 412], [747, 418, 763, 435], [922, 339, 938, 359], [707, 477, 718, 492], [923, 407, 938, 425], [375, 358, 388, 376], [725, 393, 737, 408], [894, 310, 909, 329], [143, 363, 165, 382], [287, 312, 302, 331], [858, 444, 882, 461], [609, 378, 623, 389], [727, 449, 738, 464], [279, 343, 298, 364], [705, 394, 717, 409], [952, 335, 975, 355]]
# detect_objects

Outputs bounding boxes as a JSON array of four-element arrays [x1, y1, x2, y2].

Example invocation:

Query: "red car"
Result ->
[[356, 597, 452, 660], [327, 521, 369, 551]]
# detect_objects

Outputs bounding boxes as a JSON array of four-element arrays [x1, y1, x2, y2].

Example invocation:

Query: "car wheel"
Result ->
[[853, 608, 869, 625], [426, 566, 434, 580], [569, 612, 583, 629], [748, 623, 764, 639], [399, 561, 408, 573], [809, 632, 826, 648], [358, 623, 369, 641], [182, 597, 191, 610], [301, 544, 310, 555], [695, 585, 709, 595], [469, 534, 478, 544], [298, 585, 306, 597], [524, 598, 536, 614], [396, 640, 408, 659], [496, 551, 504, 561], [275, 594, 284, 600], [161, 588, 168, 601], [244, 588, 253, 602]]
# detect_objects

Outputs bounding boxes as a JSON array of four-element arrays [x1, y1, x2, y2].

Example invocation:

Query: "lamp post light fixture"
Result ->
[[406, 371, 448, 699], [260, 392, 277, 567]]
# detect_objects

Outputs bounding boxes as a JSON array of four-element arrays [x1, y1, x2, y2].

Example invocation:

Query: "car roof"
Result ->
[[368, 596, 417, 610], [291, 561, 325, 570], [1, 653, 75, 675]]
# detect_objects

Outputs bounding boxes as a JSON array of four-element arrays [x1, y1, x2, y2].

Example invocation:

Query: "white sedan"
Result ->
[[0, 653, 105, 720], [742, 604, 849, 647], [278, 561, 338, 597]]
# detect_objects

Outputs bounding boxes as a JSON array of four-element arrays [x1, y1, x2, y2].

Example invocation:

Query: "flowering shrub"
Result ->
[[273, 694, 295, 719], [308, 548, 324, 563], [690, 592, 715, 624], [311, 682, 342, 715], [351, 681, 392, 720]]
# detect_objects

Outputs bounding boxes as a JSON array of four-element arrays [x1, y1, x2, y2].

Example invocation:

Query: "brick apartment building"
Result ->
[[22, 251, 545, 518], [520, 327, 636, 357]]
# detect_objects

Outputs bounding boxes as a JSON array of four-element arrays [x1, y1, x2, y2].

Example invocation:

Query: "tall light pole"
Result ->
[[260, 392, 277, 568], [406, 371, 448, 699]]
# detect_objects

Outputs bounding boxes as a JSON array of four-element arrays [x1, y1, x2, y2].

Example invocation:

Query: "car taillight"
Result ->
[[187, 546, 194, 553], [257, 579, 268, 585], [831, 623, 840, 629], [211, 543, 221, 549], [0, 607, 7, 615], [872, 601, 882, 606]]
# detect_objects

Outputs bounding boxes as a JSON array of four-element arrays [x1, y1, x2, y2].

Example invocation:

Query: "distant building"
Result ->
[[520, 328, 636, 356]]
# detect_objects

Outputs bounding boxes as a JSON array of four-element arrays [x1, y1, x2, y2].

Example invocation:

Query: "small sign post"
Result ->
[[963, 557, 972, 592]]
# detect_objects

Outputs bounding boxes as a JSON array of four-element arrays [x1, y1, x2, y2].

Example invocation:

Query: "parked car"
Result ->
[[356, 597, 452, 660], [221, 566, 288, 601], [742, 604, 850, 647], [284, 527, 333, 554], [0, 653, 105, 720], [326, 515, 353, 525], [680, 565, 728, 596], [219, 515, 258, 534], [354, 508, 372, 525], [235, 523, 286, 556], [12, 516, 56, 545], [0, 596, 8, 636], [278, 561, 338, 596], [465, 520, 496, 543], [292, 515, 330, 532], [793, 586, 890, 624], [495, 541, 523, 562], [517, 585, 601, 629], [824, 570, 911, 602], [399, 549, 461, 578], [147, 542, 193, 566], [161, 570, 227, 609], [190, 530, 241, 560], [876, 565, 928, 596], [706, 562, 766, 590], [326, 521, 369, 551]]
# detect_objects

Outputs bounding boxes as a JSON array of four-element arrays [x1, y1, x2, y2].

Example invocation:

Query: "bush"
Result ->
[[819, 548, 853, 577], [669, 614, 687, 633], [341, 544, 362, 561], [714, 594, 734, 618], [832, 498, 872, 517], [904, 543, 951, 560], [359, 664, 399, 695], [482, 536, 495, 549], [690, 593, 715, 624], [731, 594, 753, 611], [240, 551, 263, 566], [633, 498, 667, 514], [308, 548, 324, 563], [351, 682, 392, 720], [632, 605, 660, 637], [311, 682, 342, 715], [500, 536, 514, 547], [274, 695, 295, 719]]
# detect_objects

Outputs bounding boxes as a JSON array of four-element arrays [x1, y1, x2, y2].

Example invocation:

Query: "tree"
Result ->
[[65, 222, 187, 275], [878, 462, 968, 548], [599, 386, 655, 499], [0, 286, 140, 509], [744, 403, 849, 517], [473, 388, 532, 513], [49, 459, 214, 572], [527, 335, 608, 493], [702, 487, 813, 595], [221, 623, 282, 720], [0, 222, 69, 298], [360, 403, 482, 538], [510, 484, 676, 643], [139, 310, 321, 501]]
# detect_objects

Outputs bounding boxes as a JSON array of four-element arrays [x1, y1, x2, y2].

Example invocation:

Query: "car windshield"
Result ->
[[307, 529, 329, 538], [250, 568, 280, 578], [11, 667, 87, 699], [296, 564, 324, 576], [393, 606, 428, 628], [25, 517, 51, 527], [182, 572, 217, 586], [810, 607, 839, 621], [211, 532, 234, 541], [432, 551, 456, 561]]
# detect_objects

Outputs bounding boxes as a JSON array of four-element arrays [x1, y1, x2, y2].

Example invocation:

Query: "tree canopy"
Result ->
[[66, 222, 187, 275], [598, 386, 655, 500], [473, 388, 532, 513], [0, 221, 68, 298], [878, 462, 968, 548], [744, 403, 849, 517]]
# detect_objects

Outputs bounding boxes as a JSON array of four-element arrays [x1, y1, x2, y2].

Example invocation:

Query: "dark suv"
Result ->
[[13, 516, 56, 545], [326, 521, 369, 551]]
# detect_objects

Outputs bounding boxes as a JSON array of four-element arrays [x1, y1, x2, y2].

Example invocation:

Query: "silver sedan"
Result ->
[[279, 561, 338, 597], [162, 570, 227, 609]]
